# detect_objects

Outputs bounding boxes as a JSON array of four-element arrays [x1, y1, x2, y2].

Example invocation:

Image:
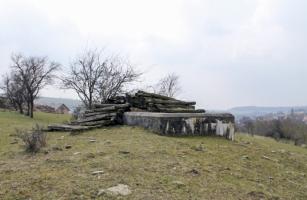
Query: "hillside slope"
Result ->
[[0, 111, 306, 199]]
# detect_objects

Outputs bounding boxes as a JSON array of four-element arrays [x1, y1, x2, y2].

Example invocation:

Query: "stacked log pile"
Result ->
[[127, 91, 205, 113], [47, 103, 130, 132], [47, 91, 206, 132]]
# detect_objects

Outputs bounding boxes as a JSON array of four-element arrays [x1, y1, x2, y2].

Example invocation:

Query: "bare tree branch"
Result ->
[[156, 73, 181, 98], [61, 49, 142, 109]]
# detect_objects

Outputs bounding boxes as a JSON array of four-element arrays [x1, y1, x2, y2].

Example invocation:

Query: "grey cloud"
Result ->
[[0, 0, 307, 109]]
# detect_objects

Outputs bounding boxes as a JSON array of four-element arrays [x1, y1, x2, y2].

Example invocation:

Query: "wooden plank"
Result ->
[[85, 106, 117, 114], [93, 103, 130, 109], [47, 124, 90, 132], [143, 97, 196, 106], [151, 103, 195, 109], [78, 119, 116, 126], [74, 113, 117, 123], [157, 109, 205, 113], [136, 91, 176, 101]]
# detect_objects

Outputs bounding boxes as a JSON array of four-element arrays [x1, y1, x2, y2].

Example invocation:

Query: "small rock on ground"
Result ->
[[98, 184, 131, 196], [172, 181, 185, 187], [92, 171, 104, 175], [191, 145, 206, 152]]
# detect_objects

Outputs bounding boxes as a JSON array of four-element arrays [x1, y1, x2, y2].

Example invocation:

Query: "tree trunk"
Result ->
[[89, 101, 92, 110], [89, 93, 93, 110], [26, 101, 30, 116], [12, 102, 18, 111], [18, 103, 24, 114], [30, 99, 34, 118]]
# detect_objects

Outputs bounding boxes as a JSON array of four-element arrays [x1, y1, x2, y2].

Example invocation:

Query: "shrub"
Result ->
[[17, 124, 47, 153], [237, 117, 307, 146], [71, 106, 85, 121]]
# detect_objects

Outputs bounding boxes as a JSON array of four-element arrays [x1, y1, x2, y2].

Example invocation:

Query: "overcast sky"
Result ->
[[0, 0, 306, 109]]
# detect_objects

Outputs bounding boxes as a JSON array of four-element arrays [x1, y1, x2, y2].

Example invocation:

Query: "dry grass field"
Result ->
[[0, 111, 307, 199]]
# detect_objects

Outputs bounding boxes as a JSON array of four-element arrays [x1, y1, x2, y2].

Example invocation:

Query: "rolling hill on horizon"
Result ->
[[35, 96, 81, 112], [228, 105, 307, 119], [35, 96, 307, 119]]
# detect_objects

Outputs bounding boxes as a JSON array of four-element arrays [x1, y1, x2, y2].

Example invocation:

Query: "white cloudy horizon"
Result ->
[[1, 0, 307, 110]]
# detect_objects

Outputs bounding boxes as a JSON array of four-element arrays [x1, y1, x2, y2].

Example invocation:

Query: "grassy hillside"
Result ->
[[0, 111, 307, 199]]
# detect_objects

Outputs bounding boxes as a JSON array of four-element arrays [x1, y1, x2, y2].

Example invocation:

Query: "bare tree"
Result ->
[[238, 116, 255, 135], [156, 73, 181, 98], [98, 56, 141, 103], [11, 53, 60, 118], [1, 73, 26, 113], [62, 49, 141, 109], [61, 50, 106, 109]]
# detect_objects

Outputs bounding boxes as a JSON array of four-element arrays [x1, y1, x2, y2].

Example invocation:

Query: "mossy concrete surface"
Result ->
[[123, 112, 235, 140]]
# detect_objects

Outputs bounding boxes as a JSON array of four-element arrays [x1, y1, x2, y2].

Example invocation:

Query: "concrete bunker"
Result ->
[[48, 91, 235, 140], [123, 112, 235, 140]]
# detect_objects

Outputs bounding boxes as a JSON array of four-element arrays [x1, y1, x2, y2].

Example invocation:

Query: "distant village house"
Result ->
[[56, 104, 70, 114], [34, 104, 56, 113]]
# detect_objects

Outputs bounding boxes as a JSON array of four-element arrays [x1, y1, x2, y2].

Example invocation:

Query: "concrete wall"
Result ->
[[123, 112, 235, 140]]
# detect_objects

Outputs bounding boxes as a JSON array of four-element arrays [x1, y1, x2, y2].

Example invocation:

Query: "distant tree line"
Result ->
[[0, 48, 181, 118], [237, 116, 307, 146]]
